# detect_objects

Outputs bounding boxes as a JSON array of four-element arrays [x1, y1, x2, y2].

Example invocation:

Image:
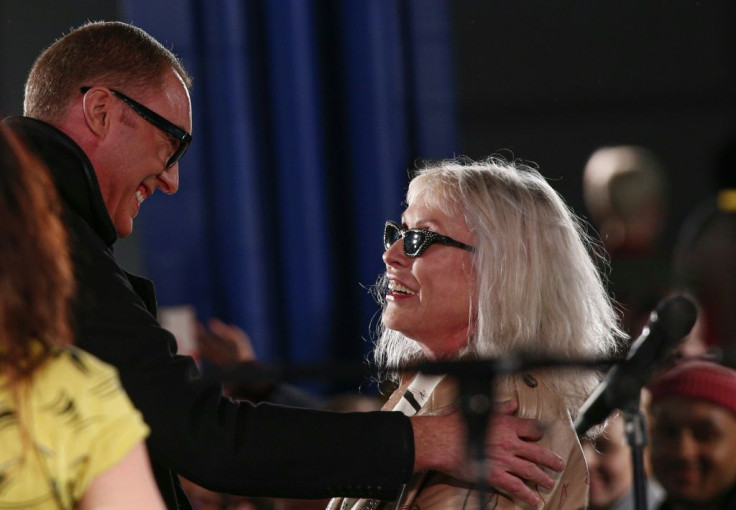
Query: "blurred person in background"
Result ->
[[582, 411, 664, 510], [583, 145, 671, 339], [647, 359, 736, 509], [672, 138, 736, 368]]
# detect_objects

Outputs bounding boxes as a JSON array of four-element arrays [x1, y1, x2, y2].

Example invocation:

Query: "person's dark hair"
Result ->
[[0, 127, 75, 383], [24, 21, 192, 123]]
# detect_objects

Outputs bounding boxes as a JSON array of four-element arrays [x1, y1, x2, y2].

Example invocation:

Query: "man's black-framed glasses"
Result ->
[[384, 220, 475, 258], [80, 86, 192, 168]]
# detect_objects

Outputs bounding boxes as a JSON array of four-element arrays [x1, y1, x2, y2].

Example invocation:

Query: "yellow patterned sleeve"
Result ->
[[53, 348, 151, 503]]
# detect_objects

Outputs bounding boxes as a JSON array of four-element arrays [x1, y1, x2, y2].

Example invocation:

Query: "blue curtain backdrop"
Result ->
[[120, 0, 458, 392]]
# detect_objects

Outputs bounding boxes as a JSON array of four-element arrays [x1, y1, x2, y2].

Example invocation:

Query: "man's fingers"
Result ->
[[493, 399, 519, 416], [488, 472, 540, 507], [207, 318, 256, 361], [492, 413, 544, 442], [501, 457, 556, 489], [513, 441, 565, 473]]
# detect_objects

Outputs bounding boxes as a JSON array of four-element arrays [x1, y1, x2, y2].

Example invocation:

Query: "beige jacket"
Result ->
[[327, 372, 589, 510]]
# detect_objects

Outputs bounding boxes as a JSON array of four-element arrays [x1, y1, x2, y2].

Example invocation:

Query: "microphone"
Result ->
[[574, 294, 697, 436]]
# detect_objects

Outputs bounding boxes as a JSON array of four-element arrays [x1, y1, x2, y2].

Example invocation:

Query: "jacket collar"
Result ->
[[2, 116, 117, 247]]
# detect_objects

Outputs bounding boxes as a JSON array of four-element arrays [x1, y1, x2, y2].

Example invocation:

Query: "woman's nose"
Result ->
[[383, 237, 409, 267]]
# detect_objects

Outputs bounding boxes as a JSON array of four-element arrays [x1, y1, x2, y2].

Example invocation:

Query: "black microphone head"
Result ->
[[576, 295, 698, 436], [655, 295, 698, 341]]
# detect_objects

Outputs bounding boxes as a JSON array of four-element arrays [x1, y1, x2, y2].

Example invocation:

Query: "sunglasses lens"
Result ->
[[384, 223, 400, 250], [166, 138, 191, 168], [404, 231, 425, 257]]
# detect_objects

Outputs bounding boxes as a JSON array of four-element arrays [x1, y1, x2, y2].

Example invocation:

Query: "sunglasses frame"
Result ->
[[80, 86, 192, 168], [384, 220, 475, 258]]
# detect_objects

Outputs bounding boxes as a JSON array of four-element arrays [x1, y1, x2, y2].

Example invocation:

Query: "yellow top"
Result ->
[[0, 346, 149, 509]]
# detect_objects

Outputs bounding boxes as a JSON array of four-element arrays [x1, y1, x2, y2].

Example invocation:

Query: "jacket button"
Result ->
[[523, 374, 538, 388]]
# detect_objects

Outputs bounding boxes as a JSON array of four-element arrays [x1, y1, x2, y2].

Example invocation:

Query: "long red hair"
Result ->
[[0, 126, 75, 384]]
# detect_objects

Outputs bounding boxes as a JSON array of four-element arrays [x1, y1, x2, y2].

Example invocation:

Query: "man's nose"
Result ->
[[159, 164, 179, 194], [676, 431, 699, 460]]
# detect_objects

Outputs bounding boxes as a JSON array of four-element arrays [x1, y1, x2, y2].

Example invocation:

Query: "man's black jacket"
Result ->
[[3, 116, 413, 509]]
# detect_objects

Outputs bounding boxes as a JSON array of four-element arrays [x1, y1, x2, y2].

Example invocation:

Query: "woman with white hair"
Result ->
[[329, 157, 624, 509]]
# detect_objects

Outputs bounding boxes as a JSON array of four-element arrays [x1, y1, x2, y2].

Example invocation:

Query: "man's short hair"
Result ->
[[24, 21, 192, 123]]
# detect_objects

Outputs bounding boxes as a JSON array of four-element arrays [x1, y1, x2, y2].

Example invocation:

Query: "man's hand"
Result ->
[[196, 318, 256, 365], [410, 400, 564, 506]]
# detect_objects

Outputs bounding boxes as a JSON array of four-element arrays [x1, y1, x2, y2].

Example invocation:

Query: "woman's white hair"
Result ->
[[372, 156, 626, 416]]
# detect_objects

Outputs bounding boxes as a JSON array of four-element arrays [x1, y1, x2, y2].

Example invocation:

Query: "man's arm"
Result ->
[[69, 214, 560, 504], [195, 318, 564, 506], [411, 400, 564, 506], [195, 317, 564, 505], [69, 215, 414, 500]]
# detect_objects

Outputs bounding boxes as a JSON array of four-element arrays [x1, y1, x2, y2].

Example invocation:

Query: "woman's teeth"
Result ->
[[388, 281, 416, 295]]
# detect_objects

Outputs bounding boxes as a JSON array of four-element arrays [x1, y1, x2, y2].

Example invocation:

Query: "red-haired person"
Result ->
[[0, 129, 164, 509]]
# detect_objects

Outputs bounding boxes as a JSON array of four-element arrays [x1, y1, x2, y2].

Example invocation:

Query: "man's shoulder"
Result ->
[[3, 116, 117, 246]]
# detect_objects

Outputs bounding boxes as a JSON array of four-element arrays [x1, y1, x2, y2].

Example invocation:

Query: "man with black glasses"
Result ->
[[3, 21, 563, 509]]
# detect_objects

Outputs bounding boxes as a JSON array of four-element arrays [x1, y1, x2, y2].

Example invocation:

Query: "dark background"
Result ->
[[4, 1, 732, 262], [450, 1, 736, 250]]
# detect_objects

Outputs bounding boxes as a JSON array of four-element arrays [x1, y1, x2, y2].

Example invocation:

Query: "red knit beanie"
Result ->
[[648, 359, 736, 416]]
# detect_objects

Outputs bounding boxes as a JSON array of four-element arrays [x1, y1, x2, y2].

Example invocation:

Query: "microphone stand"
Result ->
[[418, 358, 508, 508], [621, 394, 649, 510], [456, 363, 498, 509], [417, 355, 604, 508]]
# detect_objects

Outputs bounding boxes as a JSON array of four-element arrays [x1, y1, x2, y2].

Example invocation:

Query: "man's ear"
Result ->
[[81, 87, 115, 138]]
